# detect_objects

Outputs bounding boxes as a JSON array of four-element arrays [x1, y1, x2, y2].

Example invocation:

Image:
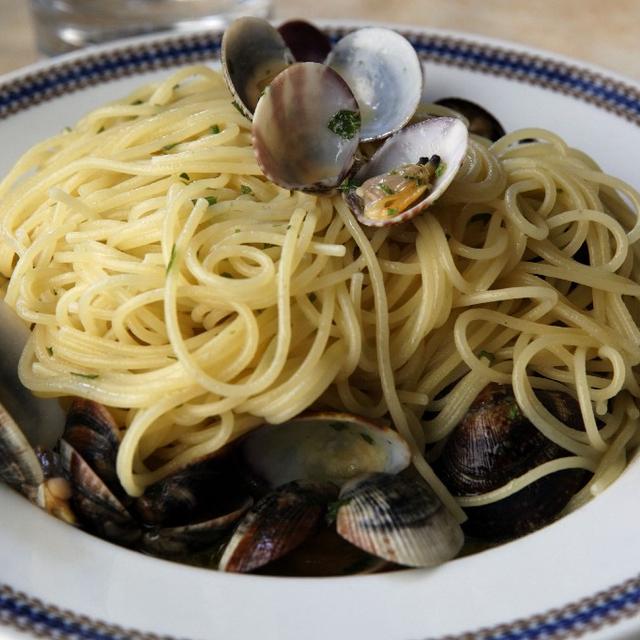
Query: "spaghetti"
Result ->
[[1, 66, 639, 522]]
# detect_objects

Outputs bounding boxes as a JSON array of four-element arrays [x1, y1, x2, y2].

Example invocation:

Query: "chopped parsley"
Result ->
[[360, 433, 374, 445], [379, 184, 395, 195], [326, 497, 351, 524], [71, 372, 99, 379], [507, 403, 520, 420], [338, 177, 358, 193], [435, 160, 447, 178], [386, 207, 399, 217], [46, 347, 54, 357], [327, 110, 361, 140], [131, 99, 144, 105], [211, 124, 221, 134], [240, 185, 253, 195], [179, 172, 190, 182], [231, 100, 245, 115], [478, 350, 495, 364], [308, 292, 317, 303], [162, 143, 177, 152], [205, 196, 217, 206], [97, 126, 105, 134], [166, 243, 177, 274]]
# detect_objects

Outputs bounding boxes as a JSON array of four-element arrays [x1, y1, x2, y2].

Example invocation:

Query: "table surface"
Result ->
[[0, 0, 639, 82]]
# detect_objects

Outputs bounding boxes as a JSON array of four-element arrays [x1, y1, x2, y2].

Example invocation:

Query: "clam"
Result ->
[[252, 62, 361, 192], [219, 481, 338, 573], [0, 298, 66, 449], [344, 117, 468, 227], [60, 399, 251, 555], [0, 299, 72, 521], [240, 411, 411, 489], [221, 16, 295, 119], [335, 473, 464, 567], [435, 383, 591, 541], [221, 411, 463, 573], [325, 28, 423, 142], [434, 97, 505, 141], [278, 20, 332, 63]]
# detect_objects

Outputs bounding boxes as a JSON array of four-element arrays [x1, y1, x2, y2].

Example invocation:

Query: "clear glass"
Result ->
[[30, 0, 273, 56]]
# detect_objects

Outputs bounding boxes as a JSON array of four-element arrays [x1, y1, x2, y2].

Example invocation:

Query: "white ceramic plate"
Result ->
[[1, 22, 640, 640]]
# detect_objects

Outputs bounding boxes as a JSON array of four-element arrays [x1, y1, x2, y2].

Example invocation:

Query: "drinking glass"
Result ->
[[30, 0, 273, 56]]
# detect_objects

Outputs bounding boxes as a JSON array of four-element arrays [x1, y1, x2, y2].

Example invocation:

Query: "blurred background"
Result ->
[[0, 0, 639, 80]]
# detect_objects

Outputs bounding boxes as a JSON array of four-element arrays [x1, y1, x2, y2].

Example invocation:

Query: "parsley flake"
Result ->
[[508, 403, 520, 420], [326, 497, 352, 524], [338, 177, 358, 193], [46, 347, 54, 357], [71, 372, 99, 379], [478, 350, 495, 364], [211, 124, 220, 134], [166, 243, 177, 274], [240, 185, 253, 195], [163, 143, 177, 152], [386, 207, 399, 217], [379, 184, 395, 195], [131, 99, 144, 105], [309, 292, 317, 303], [179, 172, 190, 182], [327, 110, 361, 140], [435, 161, 447, 178]]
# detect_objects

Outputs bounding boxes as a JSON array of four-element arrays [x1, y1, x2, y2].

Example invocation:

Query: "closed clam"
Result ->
[[60, 399, 251, 555], [223, 411, 463, 573], [335, 473, 464, 567], [435, 383, 591, 541], [219, 481, 338, 573]]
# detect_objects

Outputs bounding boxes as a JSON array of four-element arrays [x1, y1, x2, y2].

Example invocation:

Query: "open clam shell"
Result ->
[[325, 28, 423, 142], [278, 20, 332, 63], [346, 117, 469, 227], [221, 16, 294, 119], [0, 401, 44, 501], [0, 299, 65, 449], [219, 481, 338, 573], [60, 440, 139, 545], [252, 62, 361, 192], [335, 473, 464, 567], [241, 411, 411, 489]]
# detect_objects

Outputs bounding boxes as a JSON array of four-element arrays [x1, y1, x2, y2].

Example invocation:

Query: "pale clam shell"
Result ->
[[325, 28, 423, 142], [252, 62, 361, 192], [0, 299, 65, 450], [350, 116, 469, 227], [336, 473, 464, 567], [241, 411, 411, 489], [0, 401, 43, 500]]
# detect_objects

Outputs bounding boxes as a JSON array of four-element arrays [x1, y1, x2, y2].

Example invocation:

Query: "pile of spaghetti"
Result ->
[[1, 66, 639, 521]]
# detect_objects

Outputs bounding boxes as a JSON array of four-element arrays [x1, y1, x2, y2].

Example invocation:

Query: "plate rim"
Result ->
[[1, 21, 640, 640]]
